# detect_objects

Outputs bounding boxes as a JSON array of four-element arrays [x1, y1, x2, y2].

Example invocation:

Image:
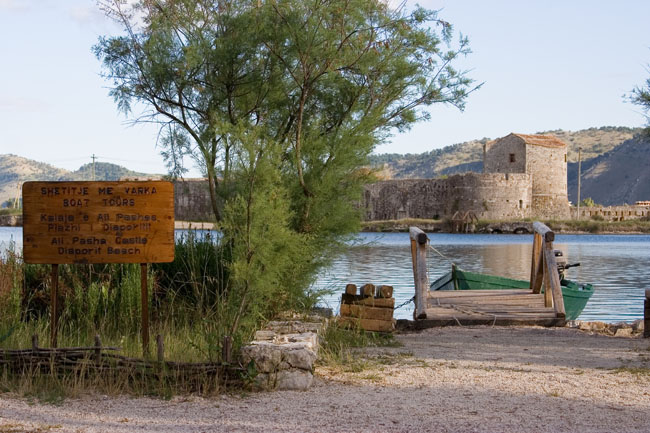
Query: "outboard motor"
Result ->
[[554, 250, 580, 280]]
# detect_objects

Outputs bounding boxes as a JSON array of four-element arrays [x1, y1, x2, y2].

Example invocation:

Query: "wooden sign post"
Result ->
[[22, 181, 175, 352]]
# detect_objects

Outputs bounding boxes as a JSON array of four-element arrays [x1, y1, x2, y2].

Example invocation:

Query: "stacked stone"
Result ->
[[567, 319, 645, 337], [240, 315, 326, 391]]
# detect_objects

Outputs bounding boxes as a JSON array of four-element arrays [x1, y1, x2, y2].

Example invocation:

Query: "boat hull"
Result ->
[[432, 268, 593, 321]]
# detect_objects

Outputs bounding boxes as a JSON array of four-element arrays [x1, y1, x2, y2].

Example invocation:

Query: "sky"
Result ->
[[0, 0, 648, 177]]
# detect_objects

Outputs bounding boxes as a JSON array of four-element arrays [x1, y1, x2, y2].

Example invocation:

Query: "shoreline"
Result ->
[[2, 217, 649, 235], [361, 218, 650, 235]]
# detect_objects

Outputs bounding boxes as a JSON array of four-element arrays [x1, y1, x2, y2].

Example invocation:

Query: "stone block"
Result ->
[[276, 369, 313, 390], [280, 345, 317, 371], [254, 330, 276, 341], [274, 332, 319, 351], [578, 321, 592, 331], [614, 327, 633, 338], [590, 321, 608, 332], [240, 342, 282, 373], [266, 320, 323, 334]]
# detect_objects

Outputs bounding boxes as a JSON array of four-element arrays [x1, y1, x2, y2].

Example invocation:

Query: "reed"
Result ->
[[0, 232, 303, 396]]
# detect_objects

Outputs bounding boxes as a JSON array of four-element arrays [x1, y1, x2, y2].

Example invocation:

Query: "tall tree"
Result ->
[[95, 0, 477, 230], [95, 0, 479, 332]]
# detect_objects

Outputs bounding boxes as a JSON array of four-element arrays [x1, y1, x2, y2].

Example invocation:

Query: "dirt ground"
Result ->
[[2, 326, 650, 433]]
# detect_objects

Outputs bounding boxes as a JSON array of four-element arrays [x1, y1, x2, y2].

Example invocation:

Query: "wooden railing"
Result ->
[[410, 227, 429, 319], [530, 222, 566, 318]]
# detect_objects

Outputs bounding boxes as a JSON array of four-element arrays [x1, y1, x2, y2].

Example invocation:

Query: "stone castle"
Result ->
[[363, 133, 571, 221], [171, 132, 649, 223]]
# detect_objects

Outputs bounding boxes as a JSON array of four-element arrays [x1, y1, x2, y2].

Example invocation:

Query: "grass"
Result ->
[[0, 234, 270, 398], [0, 208, 21, 217], [317, 321, 401, 372]]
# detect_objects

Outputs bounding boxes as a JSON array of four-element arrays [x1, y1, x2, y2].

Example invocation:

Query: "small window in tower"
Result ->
[[519, 200, 523, 209], [565, 154, 567, 162], [509, 153, 515, 163]]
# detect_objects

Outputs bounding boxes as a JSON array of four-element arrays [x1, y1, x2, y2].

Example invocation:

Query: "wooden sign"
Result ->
[[22, 181, 175, 264]]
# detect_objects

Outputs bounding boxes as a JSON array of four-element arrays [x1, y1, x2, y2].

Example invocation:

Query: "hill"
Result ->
[[0, 154, 159, 207], [371, 126, 641, 179], [567, 134, 650, 206]]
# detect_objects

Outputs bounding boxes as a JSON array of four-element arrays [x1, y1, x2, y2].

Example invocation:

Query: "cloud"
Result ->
[[0, 0, 30, 12], [0, 96, 50, 113]]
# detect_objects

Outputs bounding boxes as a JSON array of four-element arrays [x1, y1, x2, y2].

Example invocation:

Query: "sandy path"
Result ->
[[2, 326, 650, 433]]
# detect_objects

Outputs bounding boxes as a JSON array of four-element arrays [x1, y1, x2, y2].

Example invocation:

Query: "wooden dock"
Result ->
[[405, 222, 567, 328]]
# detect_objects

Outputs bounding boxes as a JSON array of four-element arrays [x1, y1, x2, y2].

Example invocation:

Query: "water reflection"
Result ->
[[316, 233, 650, 323]]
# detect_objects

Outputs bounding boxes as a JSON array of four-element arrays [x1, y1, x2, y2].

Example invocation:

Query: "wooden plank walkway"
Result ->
[[405, 223, 569, 328], [424, 289, 564, 326]]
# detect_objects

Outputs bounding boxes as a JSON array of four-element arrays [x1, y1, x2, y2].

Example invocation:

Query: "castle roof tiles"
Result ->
[[510, 133, 566, 148]]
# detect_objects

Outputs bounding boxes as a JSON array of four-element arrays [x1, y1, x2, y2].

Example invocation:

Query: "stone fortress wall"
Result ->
[[363, 173, 532, 221], [364, 133, 571, 221], [174, 179, 214, 222]]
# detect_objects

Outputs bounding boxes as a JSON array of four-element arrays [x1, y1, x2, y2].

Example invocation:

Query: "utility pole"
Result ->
[[91, 154, 97, 181], [576, 147, 582, 220], [13, 182, 21, 209]]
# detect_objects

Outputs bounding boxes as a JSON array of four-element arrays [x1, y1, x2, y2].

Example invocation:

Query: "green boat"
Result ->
[[430, 267, 594, 321]]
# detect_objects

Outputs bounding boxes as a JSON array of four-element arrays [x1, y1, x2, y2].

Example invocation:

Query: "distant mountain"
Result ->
[[370, 126, 641, 179], [567, 135, 650, 206], [0, 154, 160, 206]]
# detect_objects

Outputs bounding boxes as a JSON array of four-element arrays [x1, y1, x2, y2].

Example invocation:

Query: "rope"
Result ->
[[427, 244, 456, 265], [394, 296, 415, 310]]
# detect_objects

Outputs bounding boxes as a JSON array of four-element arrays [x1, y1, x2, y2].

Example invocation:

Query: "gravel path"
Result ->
[[2, 326, 650, 433]]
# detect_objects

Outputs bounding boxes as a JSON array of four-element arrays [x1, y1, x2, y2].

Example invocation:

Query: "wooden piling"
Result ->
[[360, 284, 375, 297], [643, 289, 650, 338], [377, 285, 394, 299], [141, 263, 149, 355], [32, 334, 39, 350], [50, 264, 59, 348], [409, 227, 429, 320], [222, 336, 232, 364]]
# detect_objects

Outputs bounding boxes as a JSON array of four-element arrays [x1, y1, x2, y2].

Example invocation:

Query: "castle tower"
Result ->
[[484, 133, 570, 219]]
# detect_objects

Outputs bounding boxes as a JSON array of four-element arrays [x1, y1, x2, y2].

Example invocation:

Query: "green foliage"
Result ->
[[94, 0, 478, 350], [0, 238, 229, 363], [95, 0, 477, 223], [154, 230, 229, 314], [0, 208, 21, 216], [580, 197, 597, 207]]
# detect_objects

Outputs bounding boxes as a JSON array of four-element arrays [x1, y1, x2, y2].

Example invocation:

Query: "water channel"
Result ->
[[2, 228, 648, 323]]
